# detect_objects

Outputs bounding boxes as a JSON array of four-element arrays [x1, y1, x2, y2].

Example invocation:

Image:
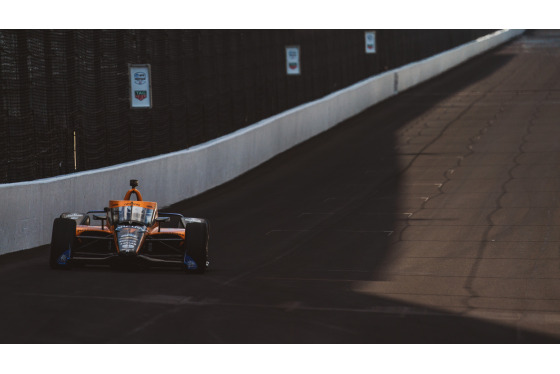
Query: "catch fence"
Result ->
[[0, 30, 494, 183]]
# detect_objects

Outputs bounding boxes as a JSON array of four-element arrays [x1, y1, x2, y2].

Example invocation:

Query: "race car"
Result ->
[[49, 179, 209, 273]]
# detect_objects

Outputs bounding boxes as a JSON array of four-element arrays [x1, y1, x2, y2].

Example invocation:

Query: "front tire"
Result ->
[[184, 220, 209, 274], [49, 218, 76, 270]]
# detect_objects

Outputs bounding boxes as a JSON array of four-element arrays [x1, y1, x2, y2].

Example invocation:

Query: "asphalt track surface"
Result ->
[[2, 31, 560, 343]]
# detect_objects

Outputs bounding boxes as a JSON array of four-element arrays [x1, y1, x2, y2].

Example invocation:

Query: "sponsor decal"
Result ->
[[183, 254, 198, 270], [134, 72, 147, 85], [183, 218, 204, 224], [365, 31, 376, 54], [286, 46, 300, 75], [135, 90, 147, 101], [57, 247, 72, 265], [130, 65, 151, 108], [63, 213, 82, 219]]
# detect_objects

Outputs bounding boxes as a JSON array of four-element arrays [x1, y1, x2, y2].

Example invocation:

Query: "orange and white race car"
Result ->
[[49, 180, 209, 273]]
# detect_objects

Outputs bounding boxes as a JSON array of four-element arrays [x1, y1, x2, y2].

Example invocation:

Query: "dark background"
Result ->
[[0, 29, 493, 183]]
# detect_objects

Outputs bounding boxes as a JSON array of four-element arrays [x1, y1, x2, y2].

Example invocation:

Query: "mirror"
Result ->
[[155, 216, 170, 232], [93, 214, 107, 229]]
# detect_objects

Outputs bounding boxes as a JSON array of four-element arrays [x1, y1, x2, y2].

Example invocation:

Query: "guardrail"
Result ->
[[0, 29, 524, 255]]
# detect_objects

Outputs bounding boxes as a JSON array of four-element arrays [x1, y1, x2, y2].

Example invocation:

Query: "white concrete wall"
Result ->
[[0, 29, 524, 255], [396, 30, 524, 92]]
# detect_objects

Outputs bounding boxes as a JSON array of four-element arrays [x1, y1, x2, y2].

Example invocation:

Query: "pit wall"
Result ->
[[0, 29, 524, 255]]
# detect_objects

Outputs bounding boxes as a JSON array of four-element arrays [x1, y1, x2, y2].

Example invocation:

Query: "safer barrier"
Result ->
[[0, 29, 524, 254]]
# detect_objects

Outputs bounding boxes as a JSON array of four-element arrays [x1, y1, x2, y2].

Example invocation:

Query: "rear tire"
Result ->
[[49, 218, 76, 270], [184, 220, 209, 274]]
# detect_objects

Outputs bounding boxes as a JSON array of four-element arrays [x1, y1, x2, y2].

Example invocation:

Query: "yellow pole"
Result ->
[[73, 131, 77, 171]]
